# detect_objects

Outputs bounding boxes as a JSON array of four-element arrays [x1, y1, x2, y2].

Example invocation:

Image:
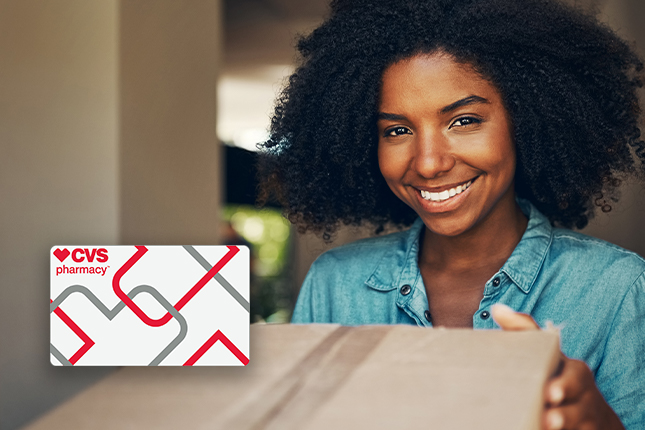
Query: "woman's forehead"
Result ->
[[379, 52, 503, 112]]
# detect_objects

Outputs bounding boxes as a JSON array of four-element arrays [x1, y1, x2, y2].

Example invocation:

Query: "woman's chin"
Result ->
[[420, 216, 475, 238]]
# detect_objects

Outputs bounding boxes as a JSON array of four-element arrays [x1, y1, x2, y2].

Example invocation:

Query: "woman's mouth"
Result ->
[[418, 177, 477, 203]]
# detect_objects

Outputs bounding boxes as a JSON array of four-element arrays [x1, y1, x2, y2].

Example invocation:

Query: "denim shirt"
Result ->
[[292, 200, 645, 428]]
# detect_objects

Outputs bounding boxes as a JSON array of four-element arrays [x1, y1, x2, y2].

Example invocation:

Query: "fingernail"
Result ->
[[547, 411, 564, 430], [549, 385, 564, 404]]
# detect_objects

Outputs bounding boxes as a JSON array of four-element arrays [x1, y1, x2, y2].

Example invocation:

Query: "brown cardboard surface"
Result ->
[[27, 324, 559, 430], [302, 327, 560, 430]]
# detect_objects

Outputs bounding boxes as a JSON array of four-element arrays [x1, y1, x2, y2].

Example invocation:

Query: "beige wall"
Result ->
[[0, 2, 119, 429], [120, 0, 222, 245], [0, 1, 222, 429]]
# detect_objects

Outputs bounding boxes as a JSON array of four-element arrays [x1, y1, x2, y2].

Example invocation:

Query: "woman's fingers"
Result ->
[[544, 402, 586, 430], [546, 358, 591, 407], [543, 358, 624, 430], [544, 361, 592, 429], [491, 303, 540, 330]]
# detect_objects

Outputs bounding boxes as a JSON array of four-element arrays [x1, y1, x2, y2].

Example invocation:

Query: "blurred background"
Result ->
[[1, 0, 644, 428]]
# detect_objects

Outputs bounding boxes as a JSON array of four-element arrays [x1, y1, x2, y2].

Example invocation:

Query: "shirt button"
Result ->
[[400, 284, 411, 296], [492, 277, 501, 287], [424, 310, 432, 322], [480, 311, 490, 320]]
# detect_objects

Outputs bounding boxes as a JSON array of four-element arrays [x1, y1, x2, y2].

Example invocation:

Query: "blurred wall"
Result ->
[[579, 0, 645, 255], [0, 2, 119, 429], [0, 1, 222, 429], [120, 0, 222, 245]]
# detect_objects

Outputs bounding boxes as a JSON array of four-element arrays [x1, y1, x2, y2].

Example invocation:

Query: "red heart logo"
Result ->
[[54, 248, 70, 262]]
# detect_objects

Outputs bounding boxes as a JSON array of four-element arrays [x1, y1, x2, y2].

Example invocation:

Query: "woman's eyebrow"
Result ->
[[377, 112, 408, 121], [440, 95, 490, 114], [378, 96, 490, 120]]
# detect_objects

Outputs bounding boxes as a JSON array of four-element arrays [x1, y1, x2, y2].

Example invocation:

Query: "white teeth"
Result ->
[[420, 179, 474, 202]]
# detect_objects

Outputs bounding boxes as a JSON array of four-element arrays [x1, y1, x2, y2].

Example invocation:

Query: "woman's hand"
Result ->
[[491, 304, 625, 430]]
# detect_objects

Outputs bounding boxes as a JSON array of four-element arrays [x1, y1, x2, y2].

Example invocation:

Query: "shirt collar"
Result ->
[[364, 199, 553, 294], [365, 218, 425, 292], [500, 199, 552, 294]]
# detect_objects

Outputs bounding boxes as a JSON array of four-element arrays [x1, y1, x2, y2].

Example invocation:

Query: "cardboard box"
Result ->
[[27, 324, 560, 429]]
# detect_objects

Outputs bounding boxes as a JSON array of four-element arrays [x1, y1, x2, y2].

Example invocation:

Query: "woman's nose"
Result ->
[[412, 131, 455, 179]]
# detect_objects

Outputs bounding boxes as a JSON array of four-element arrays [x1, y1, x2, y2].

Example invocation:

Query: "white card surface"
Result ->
[[50, 245, 250, 366]]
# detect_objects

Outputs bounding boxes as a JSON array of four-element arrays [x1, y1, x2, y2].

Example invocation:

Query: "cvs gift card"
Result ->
[[50, 245, 249, 366]]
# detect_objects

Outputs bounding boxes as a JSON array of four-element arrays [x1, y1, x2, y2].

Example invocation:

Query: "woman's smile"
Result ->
[[413, 175, 478, 212], [377, 51, 522, 237]]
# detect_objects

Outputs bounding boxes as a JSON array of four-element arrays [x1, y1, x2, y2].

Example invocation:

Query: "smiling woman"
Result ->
[[377, 52, 528, 328], [257, 0, 645, 428]]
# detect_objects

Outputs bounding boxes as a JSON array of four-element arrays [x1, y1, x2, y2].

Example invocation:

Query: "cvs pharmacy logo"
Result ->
[[54, 248, 108, 263]]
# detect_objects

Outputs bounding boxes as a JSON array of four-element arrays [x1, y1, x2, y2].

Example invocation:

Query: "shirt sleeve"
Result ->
[[594, 271, 645, 429], [291, 258, 331, 324]]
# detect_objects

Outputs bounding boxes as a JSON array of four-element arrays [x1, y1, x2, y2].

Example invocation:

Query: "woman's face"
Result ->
[[377, 52, 517, 237]]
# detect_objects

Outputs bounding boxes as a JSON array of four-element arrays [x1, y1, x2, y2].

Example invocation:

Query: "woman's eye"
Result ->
[[451, 117, 481, 128], [385, 126, 411, 136]]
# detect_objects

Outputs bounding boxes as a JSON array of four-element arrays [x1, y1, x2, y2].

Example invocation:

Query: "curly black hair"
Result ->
[[258, 0, 644, 239]]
